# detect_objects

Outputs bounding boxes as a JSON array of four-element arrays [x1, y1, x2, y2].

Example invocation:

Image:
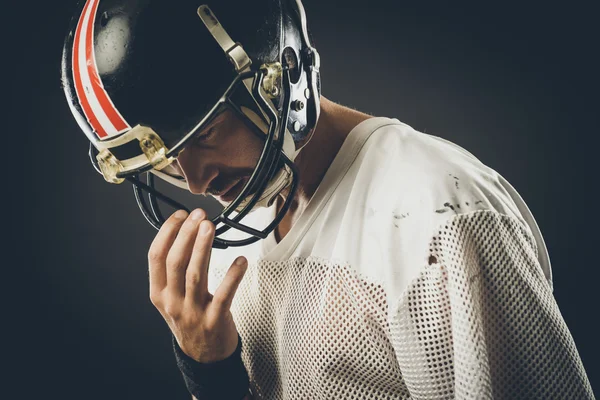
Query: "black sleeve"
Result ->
[[172, 334, 250, 400]]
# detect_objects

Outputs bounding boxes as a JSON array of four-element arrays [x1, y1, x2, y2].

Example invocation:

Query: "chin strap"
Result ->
[[197, 3, 301, 160], [197, 5, 252, 74], [196, 5, 269, 122]]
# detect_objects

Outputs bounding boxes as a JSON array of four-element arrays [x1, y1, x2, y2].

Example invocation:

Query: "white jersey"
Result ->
[[207, 117, 594, 399]]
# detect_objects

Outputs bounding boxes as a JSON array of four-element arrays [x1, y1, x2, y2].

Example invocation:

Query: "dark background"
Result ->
[[9, 0, 598, 398]]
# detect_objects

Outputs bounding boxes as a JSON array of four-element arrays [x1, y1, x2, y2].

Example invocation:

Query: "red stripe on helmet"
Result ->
[[73, 0, 108, 138], [84, 0, 130, 134]]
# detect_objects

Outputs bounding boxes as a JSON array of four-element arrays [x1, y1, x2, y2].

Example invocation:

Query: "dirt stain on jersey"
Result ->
[[392, 212, 410, 228], [449, 174, 460, 189], [436, 201, 464, 214], [438, 200, 482, 213], [443, 202, 458, 213]]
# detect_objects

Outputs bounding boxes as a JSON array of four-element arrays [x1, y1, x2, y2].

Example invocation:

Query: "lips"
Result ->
[[219, 177, 248, 202]]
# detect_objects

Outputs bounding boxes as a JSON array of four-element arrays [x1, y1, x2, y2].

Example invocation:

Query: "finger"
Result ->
[[212, 256, 248, 311], [185, 219, 215, 303], [148, 210, 188, 294], [165, 208, 207, 298]]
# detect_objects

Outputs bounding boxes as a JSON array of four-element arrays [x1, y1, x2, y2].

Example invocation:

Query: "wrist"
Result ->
[[173, 333, 249, 400]]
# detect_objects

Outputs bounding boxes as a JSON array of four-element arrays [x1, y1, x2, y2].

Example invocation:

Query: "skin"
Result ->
[[149, 96, 373, 398], [171, 96, 373, 240]]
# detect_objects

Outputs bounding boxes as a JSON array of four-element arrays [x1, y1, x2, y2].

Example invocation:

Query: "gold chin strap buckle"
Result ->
[[96, 149, 125, 184], [139, 131, 174, 170], [260, 62, 282, 98], [95, 127, 175, 184]]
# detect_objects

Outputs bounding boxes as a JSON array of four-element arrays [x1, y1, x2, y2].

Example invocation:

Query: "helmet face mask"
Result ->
[[63, 0, 321, 248]]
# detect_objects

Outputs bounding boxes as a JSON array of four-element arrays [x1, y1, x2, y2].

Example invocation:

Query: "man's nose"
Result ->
[[175, 148, 218, 195]]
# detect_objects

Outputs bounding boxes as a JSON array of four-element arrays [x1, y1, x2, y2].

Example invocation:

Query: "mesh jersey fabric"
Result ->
[[207, 117, 594, 399]]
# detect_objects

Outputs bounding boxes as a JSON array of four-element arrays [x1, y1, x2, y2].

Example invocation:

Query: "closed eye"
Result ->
[[194, 126, 217, 144]]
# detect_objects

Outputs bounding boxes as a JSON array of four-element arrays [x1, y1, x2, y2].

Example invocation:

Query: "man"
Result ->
[[61, 0, 595, 399]]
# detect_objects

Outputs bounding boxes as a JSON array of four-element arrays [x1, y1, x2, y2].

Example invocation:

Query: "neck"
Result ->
[[276, 96, 374, 217]]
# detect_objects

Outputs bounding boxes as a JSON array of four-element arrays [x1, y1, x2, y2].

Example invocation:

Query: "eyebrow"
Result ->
[[194, 111, 226, 139], [208, 110, 228, 129]]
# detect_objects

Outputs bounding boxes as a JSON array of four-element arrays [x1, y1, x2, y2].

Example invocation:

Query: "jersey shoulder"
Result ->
[[344, 120, 543, 300], [361, 120, 527, 225]]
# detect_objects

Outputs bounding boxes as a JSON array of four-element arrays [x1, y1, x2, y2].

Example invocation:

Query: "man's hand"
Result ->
[[149, 208, 248, 363]]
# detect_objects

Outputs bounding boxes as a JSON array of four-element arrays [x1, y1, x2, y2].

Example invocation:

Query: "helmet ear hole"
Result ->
[[282, 47, 301, 84]]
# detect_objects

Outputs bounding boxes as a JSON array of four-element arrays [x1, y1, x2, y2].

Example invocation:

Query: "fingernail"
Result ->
[[200, 220, 212, 235], [191, 209, 205, 221], [235, 257, 247, 266], [174, 210, 187, 219]]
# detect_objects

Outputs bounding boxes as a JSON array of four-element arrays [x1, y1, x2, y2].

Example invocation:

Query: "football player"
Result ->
[[61, 1, 595, 399]]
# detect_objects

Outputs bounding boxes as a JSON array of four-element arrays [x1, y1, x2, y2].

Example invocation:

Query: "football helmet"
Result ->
[[61, 0, 321, 248]]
